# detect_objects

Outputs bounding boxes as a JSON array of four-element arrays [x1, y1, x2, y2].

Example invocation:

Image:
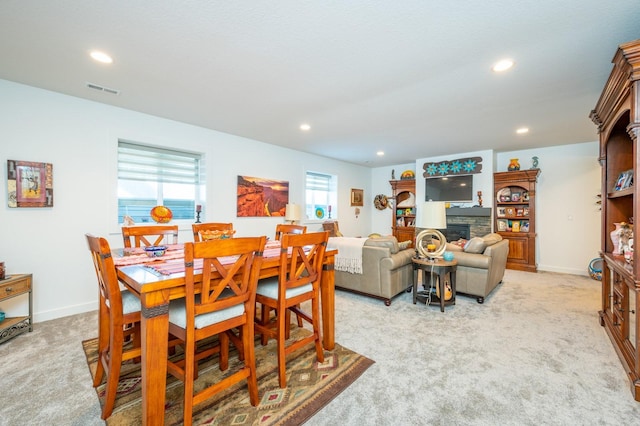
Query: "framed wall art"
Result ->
[[7, 159, 53, 208], [350, 188, 364, 207], [236, 175, 289, 217]]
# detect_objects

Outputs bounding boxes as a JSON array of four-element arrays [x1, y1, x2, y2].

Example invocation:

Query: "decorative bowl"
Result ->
[[443, 251, 455, 261], [144, 245, 167, 257]]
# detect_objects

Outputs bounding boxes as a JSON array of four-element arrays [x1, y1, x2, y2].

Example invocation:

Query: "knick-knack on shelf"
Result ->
[[508, 158, 520, 171]]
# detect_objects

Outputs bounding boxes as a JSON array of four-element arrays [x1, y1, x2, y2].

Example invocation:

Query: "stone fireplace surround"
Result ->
[[416, 207, 492, 241]]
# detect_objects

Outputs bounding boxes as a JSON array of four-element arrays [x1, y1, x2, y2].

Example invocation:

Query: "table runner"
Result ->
[[112, 244, 184, 266], [143, 240, 283, 275]]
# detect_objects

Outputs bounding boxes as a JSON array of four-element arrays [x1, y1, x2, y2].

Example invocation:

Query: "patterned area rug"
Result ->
[[83, 328, 374, 425]]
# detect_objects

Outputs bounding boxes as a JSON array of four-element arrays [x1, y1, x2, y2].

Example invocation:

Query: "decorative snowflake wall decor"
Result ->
[[422, 156, 483, 177]]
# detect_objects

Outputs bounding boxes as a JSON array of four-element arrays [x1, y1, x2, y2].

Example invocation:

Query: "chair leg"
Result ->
[[311, 295, 324, 363], [277, 307, 288, 388], [101, 334, 124, 420], [260, 304, 270, 346], [242, 322, 259, 406], [182, 336, 195, 426]]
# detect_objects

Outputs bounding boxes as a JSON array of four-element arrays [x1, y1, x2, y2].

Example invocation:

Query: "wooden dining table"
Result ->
[[114, 242, 337, 426]]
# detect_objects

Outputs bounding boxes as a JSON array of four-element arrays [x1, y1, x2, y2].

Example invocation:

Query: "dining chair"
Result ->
[[273, 223, 307, 328], [254, 231, 328, 388], [166, 236, 266, 426], [192, 222, 234, 242], [274, 224, 307, 241], [121, 225, 179, 248], [85, 234, 143, 420]]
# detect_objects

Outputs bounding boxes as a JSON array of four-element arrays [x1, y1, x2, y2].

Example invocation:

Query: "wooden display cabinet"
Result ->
[[0, 274, 33, 344], [590, 39, 640, 401], [493, 169, 540, 272], [390, 179, 416, 247]]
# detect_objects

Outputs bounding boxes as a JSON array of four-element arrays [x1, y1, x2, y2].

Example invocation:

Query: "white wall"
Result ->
[[496, 143, 601, 275], [0, 80, 370, 322]]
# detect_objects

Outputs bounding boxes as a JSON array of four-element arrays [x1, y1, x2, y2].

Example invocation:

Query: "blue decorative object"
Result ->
[[0, 311, 5, 323], [144, 245, 167, 258], [422, 156, 483, 177], [443, 251, 455, 261]]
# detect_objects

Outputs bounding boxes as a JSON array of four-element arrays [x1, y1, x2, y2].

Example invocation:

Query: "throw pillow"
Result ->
[[482, 233, 502, 246], [463, 237, 487, 254], [398, 240, 411, 250], [365, 236, 400, 254]]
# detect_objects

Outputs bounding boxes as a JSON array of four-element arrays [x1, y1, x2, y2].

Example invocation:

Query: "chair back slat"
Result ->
[[122, 225, 179, 248], [183, 236, 266, 324], [279, 231, 328, 294], [85, 234, 124, 319], [274, 224, 307, 241]]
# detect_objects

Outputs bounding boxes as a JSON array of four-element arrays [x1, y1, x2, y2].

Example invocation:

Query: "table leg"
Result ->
[[412, 265, 419, 304], [438, 270, 445, 312], [451, 269, 457, 305], [140, 292, 170, 426], [321, 261, 335, 350]]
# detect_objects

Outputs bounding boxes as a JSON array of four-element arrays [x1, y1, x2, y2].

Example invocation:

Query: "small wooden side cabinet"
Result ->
[[0, 274, 33, 344], [493, 169, 540, 272], [390, 179, 416, 247]]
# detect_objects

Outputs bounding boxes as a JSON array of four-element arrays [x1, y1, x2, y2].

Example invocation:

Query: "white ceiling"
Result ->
[[1, 1, 639, 167]]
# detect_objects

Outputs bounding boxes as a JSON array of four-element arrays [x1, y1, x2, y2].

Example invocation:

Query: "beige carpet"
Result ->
[[1, 269, 640, 425]]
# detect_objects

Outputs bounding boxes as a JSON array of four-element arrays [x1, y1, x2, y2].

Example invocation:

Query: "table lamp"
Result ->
[[285, 203, 302, 224], [415, 201, 447, 260]]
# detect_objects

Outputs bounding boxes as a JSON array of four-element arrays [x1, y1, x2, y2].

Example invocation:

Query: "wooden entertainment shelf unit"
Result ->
[[590, 38, 640, 402]]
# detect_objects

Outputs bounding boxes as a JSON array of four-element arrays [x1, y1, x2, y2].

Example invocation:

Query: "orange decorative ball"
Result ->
[[150, 206, 173, 223]]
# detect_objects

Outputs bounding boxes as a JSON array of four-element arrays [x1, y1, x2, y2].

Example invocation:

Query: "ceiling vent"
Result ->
[[85, 82, 120, 95]]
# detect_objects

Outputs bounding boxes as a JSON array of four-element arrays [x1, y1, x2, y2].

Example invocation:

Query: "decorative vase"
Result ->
[[508, 158, 520, 171], [610, 222, 622, 255]]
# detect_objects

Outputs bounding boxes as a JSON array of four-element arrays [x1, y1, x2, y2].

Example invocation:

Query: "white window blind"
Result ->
[[118, 141, 202, 185]]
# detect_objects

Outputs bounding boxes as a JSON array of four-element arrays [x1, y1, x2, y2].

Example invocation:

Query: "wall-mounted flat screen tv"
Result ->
[[425, 174, 473, 202]]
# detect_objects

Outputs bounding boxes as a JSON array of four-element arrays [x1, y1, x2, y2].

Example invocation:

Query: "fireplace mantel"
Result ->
[[446, 207, 491, 217]]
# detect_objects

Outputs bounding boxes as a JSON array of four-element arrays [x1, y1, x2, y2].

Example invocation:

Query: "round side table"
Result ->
[[412, 257, 457, 312]]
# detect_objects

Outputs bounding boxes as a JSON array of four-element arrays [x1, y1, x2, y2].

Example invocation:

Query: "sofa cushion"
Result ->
[[482, 233, 503, 246], [365, 236, 399, 254], [463, 237, 486, 254]]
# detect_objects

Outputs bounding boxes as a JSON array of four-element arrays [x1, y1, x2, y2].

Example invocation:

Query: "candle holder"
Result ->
[[195, 211, 201, 223]]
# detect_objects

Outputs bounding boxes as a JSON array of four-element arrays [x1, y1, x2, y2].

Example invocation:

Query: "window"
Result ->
[[117, 140, 204, 223], [305, 171, 337, 221]]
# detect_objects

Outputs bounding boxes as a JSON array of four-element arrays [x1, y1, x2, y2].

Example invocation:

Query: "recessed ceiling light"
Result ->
[[516, 127, 529, 134], [376, 151, 384, 156], [492, 59, 514, 72], [90, 51, 113, 64], [300, 123, 311, 131]]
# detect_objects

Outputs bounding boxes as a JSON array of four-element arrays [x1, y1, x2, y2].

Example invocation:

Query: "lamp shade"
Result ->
[[285, 203, 302, 221], [417, 201, 447, 229]]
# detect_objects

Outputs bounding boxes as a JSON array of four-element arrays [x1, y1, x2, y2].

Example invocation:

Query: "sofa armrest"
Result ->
[[451, 250, 491, 269], [381, 248, 415, 270]]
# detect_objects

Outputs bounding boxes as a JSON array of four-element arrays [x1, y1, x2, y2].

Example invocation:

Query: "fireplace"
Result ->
[[445, 207, 492, 239], [442, 224, 470, 241]]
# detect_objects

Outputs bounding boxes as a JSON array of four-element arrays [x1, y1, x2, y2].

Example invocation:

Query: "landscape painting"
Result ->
[[237, 175, 289, 217]]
